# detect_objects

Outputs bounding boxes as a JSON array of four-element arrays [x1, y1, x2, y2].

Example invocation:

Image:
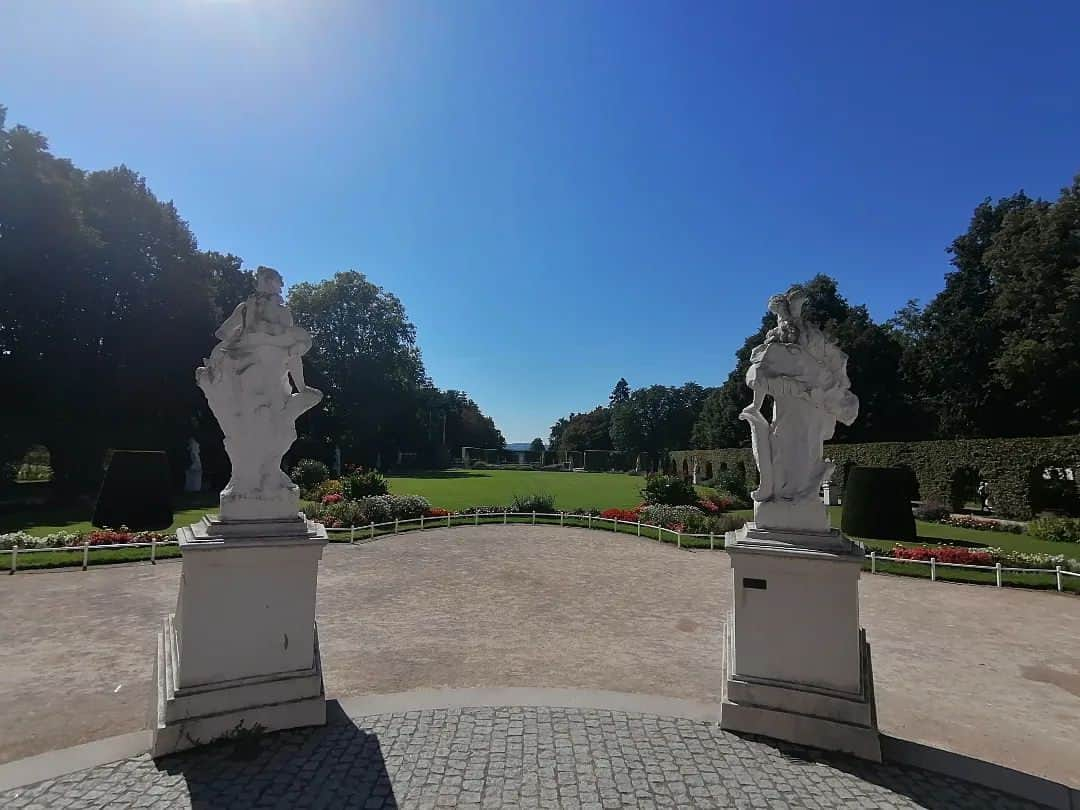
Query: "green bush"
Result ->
[[310, 493, 430, 528], [510, 493, 556, 513], [290, 458, 330, 494], [841, 466, 916, 542], [639, 504, 745, 534], [92, 450, 173, 531], [641, 474, 698, 506], [313, 479, 344, 500], [914, 499, 950, 522], [714, 467, 750, 500], [343, 470, 389, 499], [1028, 516, 1080, 544]]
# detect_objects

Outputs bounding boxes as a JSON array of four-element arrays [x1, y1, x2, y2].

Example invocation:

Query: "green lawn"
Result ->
[[0, 493, 221, 537], [387, 469, 649, 511]]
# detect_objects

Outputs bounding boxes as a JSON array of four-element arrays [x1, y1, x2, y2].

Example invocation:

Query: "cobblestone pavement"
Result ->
[[0, 706, 1041, 809]]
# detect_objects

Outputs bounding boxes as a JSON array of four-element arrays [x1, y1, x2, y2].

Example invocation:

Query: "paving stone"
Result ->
[[0, 707, 1044, 809]]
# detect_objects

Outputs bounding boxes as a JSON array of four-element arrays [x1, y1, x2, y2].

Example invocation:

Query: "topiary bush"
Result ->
[[840, 466, 916, 541], [290, 458, 330, 496], [641, 474, 698, 506], [343, 470, 389, 499], [92, 450, 173, 531]]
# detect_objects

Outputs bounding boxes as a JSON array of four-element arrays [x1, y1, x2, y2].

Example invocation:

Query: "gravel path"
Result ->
[[0, 525, 1077, 786]]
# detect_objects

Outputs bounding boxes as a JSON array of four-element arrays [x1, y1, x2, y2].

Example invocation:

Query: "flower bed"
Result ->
[[0, 529, 169, 550], [940, 515, 1023, 533], [890, 545, 994, 565]]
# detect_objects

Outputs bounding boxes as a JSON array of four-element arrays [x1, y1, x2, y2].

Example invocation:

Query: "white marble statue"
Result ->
[[196, 267, 322, 521], [184, 437, 202, 493], [739, 287, 858, 532]]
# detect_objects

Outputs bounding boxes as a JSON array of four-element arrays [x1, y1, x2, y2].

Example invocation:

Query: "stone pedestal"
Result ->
[[721, 523, 880, 761], [151, 515, 328, 757]]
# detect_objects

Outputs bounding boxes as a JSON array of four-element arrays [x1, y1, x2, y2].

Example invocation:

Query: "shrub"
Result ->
[[639, 504, 744, 534], [702, 490, 749, 512], [343, 470, 390, 500], [290, 459, 330, 494], [890, 545, 994, 566], [510, 493, 556, 513], [641, 474, 698, 506], [0, 531, 81, 550], [313, 479, 344, 500], [310, 494, 430, 527], [92, 450, 173, 531], [1028, 516, 1080, 544], [714, 468, 750, 500], [841, 467, 916, 542], [914, 500, 950, 522], [322, 493, 344, 505]]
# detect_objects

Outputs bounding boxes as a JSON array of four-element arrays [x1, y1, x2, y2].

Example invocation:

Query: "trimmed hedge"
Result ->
[[92, 450, 174, 530], [672, 434, 1080, 520], [840, 467, 916, 541]]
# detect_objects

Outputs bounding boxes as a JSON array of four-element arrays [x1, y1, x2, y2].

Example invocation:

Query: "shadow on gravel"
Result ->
[[156, 700, 397, 809], [732, 732, 1047, 810]]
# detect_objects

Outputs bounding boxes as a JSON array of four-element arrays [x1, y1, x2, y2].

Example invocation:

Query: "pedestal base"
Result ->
[[720, 523, 881, 761], [151, 616, 326, 757], [151, 514, 328, 758]]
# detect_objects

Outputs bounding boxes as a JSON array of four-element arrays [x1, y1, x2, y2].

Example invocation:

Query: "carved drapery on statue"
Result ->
[[196, 267, 322, 522], [739, 287, 858, 532]]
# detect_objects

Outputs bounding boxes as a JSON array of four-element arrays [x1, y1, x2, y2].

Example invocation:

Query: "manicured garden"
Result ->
[[2, 468, 1077, 593]]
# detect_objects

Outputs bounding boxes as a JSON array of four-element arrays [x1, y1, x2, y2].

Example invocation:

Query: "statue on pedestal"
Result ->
[[184, 437, 202, 493], [740, 287, 858, 532], [196, 267, 322, 521]]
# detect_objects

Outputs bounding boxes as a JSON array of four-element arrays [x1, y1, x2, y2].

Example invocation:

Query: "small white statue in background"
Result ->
[[197, 267, 322, 522], [740, 287, 858, 532], [184, 438, 202, 493]]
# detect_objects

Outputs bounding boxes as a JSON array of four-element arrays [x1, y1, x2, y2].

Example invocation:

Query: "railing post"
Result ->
[[1056, 566, 1063, 592], [503, 509, 508, 525], [82, 539, 90, 571], [559, 512, 564, 528], [588, 515, 592, 530], [637, 519, 641, 537], [532, 510, 536, 525], [709, 532, 714, 551], [370, 521, 375, 541], [677, 531, 682, 549], [475, 511, 479, 526], [613, 517, 618, 532], [996, 562, 1002, 588], [870, 550, 876, 574], [420, 514, 425, 530], [930, 557, 936, 582], [395, 518, 399, 534], [10, 547, 16, 575], [151, 535, 157, 565], [447, 513, 451, 528], [351, 525, 356, 543]]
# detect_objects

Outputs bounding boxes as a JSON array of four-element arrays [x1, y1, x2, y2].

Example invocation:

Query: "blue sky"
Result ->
[[3, 1, 1078, 442]]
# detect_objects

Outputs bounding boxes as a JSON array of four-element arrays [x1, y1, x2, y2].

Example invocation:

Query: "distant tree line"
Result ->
[[0, 106, 503, 494], [550, 172, 1080, 458]]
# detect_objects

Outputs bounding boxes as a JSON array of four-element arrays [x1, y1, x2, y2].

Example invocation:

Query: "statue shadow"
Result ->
[[155, 700, 397, 809]]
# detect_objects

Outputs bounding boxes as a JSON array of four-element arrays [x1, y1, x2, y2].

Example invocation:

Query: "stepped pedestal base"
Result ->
[[720, 523, 881, 762], [151, 515, 328, 758]]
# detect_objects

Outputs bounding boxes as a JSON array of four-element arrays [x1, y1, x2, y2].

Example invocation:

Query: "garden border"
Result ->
[[6, 512, 1078, 593], [671, 434, 1080, 520]]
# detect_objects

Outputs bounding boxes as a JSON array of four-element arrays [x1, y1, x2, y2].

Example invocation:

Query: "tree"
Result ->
[[557, 408, 613, 452], [0, 107, 217, 491], [287, 271, 427, 467], [529, 438, 546, 454], [609, 378, 630, 407]]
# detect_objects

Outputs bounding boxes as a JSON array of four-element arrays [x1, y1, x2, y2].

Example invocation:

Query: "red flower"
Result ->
[[426, 507, 450, 517], [601, 507, 641, 522], [322, 493, 344, 505]]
